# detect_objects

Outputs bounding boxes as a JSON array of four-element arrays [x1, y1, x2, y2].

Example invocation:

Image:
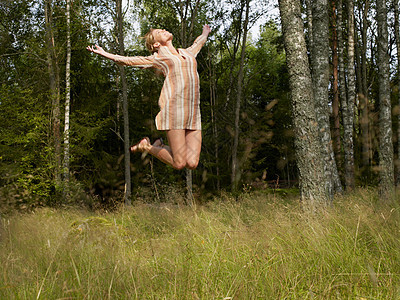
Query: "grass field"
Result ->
[[1, 189, 400, 299]]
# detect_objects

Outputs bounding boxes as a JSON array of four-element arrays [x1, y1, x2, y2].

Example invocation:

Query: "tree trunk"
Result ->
[[306, 0, 313, 60], [337, 0, 355, 189], [377, 0, 395, 196], [175, 0, 200, 47], [311, 0, 343, 197], [394, 0, 400, 184], [45, 0, 61, 187], [116, 0, 131, 205], [331, 0, 341, 173], [223, 2, 243, 112], [343, 0, 356, 190], [63, 0, 71, 193], [232, 0, 250, 192], [208, 48, 220, 190], [186, 169, 194, 206], [360, 0, 370, 168], [278, 0, 328, 209]]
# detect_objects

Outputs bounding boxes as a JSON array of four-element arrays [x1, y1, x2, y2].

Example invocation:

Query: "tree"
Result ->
[[63, 0, 72, 193], [206, 46, 221, 190], [115, 0, 132, 205], [376, 0, 394, 196], [359, 0, 371, 169], [45, 0, 62, 187], [279, 0, 328, 208], [0, 0, 64, 204], [337, 0, 355, 189], [394, 0, 400, 184], [331, 0, 341, 166], [216, 1, 247, 190], [311, 0, 342, 197], [342, 0, 356, 190], [231, 0, 250, 191], [305, 0, 313, 47]]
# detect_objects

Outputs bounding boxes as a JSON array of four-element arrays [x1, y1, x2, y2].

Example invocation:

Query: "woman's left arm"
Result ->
[[186, 24, 211, 57]]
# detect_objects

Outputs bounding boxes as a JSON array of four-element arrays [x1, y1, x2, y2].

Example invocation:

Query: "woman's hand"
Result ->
[[86, 44, 106, 56], [202, 24, 211, 37]]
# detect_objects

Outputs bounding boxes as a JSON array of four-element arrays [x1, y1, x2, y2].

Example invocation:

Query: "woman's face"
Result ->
[[153, 29, 173, 45]]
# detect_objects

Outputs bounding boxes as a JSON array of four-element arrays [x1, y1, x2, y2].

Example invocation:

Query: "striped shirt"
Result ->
[[112, 34, 207, 130]]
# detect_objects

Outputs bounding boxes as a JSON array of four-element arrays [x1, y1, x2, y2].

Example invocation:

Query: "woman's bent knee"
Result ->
[[186, 160, 199, 170], [173, 161, 186, 170]]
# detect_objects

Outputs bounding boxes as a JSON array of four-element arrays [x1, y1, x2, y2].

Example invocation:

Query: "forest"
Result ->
[[2, 0, 400, 298], [0, 0, 400, 209]]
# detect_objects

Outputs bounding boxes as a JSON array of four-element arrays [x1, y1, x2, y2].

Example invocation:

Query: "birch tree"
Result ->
[[343, 0, 356, 190], [394, 0, 400, 184], [306, 0, 313, 48], [337, 0, 355, 189], [376, 0, 394, 196], [311, 0, 342, 197], [279, 0, 328, 208], [63, 0, 71, 192], [331, 0, 341, 165], [359, 0, 370, 168]]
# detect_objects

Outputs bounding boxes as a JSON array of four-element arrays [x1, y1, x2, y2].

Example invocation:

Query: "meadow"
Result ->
[[1, 189, 400, 299]]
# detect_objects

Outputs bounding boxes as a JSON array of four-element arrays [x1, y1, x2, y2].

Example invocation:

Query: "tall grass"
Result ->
[[1, 189, 400, 299]]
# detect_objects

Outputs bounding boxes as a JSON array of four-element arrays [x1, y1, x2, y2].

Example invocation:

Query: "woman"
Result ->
[[87, 25, 211, 170]]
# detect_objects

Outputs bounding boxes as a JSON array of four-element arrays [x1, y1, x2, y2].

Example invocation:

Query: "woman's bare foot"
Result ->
[[130, 137, 150, 153]]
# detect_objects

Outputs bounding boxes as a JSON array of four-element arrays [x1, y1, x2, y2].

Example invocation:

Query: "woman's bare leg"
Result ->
[[146, 130, 187, 170], [131, 129, 201, 170], [153, 138, 171, 153], [185, 130, 202, 169]]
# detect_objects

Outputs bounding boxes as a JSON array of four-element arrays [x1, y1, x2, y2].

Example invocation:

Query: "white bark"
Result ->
[[337, 0, 355, 189], [279, 0, 328, 208], [311, 0, 343, 197], [377, 0, 394, 196], [360, 0, 370, 167], [63, 0, 71, 188], [394, 0, 400, 184], [346, 0, 356, 189]]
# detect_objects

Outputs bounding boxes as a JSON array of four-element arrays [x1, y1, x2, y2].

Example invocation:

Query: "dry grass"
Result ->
[[1, 188, 400, 299]]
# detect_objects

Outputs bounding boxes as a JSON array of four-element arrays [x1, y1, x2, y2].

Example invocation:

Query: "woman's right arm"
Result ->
[[86, 45, 155, 68]]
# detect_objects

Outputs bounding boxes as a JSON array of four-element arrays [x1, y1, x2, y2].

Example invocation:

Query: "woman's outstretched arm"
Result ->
[[186, 24, 211, 57], [86, 44, 155, 68], [86, 44, 117, 60]]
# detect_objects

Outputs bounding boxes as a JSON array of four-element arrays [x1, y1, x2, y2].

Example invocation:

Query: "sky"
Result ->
[[121, 0, 280, 41]]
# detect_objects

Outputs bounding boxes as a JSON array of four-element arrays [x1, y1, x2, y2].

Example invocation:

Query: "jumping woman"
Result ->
[[87, 24, 211, 170]]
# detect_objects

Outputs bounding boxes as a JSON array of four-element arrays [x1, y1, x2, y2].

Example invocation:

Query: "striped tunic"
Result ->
[[113, 34, 207, 131]]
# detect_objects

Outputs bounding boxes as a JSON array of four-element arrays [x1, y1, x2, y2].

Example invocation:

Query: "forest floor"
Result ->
[[1, 188, 400, 299]]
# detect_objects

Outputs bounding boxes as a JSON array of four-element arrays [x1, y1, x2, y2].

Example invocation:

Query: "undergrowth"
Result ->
[[1, 188, 400, 299]]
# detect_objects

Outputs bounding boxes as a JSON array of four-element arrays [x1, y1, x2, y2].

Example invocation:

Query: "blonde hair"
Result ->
[[143, 29, 157, 53]]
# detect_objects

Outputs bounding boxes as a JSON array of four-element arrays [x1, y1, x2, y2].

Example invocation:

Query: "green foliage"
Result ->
[[0, 84, 53, 202], [1, 0, 400, 206], [1, 190, 400, 298], [200, 20, 291, 189], [0, 0, 293, 207], [243, 22, 292, 184]]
